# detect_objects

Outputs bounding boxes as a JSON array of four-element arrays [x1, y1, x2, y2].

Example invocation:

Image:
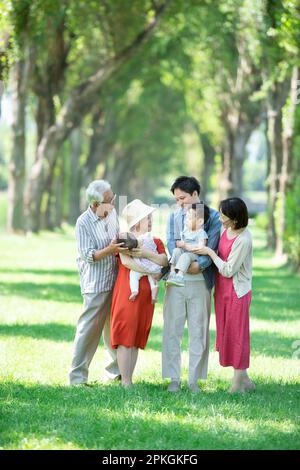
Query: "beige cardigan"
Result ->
[[214, 227, 252, 298]]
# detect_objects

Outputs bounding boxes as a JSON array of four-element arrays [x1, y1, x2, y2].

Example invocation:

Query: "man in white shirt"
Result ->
[[69, 180, 127, 386]]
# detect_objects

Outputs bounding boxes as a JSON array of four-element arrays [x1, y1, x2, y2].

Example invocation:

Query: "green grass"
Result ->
[[0, 222, 299, 450]]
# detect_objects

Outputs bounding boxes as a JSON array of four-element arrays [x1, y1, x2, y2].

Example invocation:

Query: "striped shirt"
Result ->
[[75, 206, 119, 294]]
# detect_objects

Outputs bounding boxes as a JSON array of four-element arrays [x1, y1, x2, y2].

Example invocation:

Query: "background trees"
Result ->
[[1, 0, 299, 270]]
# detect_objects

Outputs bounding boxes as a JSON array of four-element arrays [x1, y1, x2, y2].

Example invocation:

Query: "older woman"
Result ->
[[110, 199, 168, 388], [197, 197, 255, 393]]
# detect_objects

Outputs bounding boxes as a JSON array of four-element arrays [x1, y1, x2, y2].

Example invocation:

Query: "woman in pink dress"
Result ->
[[197, 197, 255, 393]]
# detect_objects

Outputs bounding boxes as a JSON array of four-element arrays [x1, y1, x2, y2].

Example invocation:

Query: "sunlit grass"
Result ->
[[0, 223, 299, 450]]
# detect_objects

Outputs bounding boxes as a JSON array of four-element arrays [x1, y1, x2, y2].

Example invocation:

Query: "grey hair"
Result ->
[[86, 180, 111, 204]]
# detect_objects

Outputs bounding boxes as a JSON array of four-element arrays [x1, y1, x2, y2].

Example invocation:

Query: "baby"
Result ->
[[117, 232, 161, 304], [166, 203, 208, 287]]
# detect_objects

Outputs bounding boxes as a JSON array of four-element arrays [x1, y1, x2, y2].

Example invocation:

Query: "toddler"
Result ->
[[166, 204, 208, 287], [117, 232, 161, 303]]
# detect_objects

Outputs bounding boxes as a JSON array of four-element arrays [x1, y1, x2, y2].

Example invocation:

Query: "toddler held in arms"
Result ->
[[166, 203, 208, 287], [117, 232, 161, 303]]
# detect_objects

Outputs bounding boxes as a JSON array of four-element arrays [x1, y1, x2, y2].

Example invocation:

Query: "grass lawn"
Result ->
[[0, 222, 299, 450]]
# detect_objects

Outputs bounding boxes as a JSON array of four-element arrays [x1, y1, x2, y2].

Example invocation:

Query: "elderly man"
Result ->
[[162, 176, 221, 393], [69, 180, 126, 386]]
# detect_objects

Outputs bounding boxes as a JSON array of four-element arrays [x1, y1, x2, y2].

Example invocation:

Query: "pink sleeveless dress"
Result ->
[[214, 229, 251, 369]]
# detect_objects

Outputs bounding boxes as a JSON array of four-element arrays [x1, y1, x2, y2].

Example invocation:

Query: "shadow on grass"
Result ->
[[250, 297, 299, 321], [0, 380, 299, 450], [0, 323, 76, 342], [0, 267, 77, 277], [147, 325, 215, 353], [0, 322, 297, 360], [251, 263, 299, 321], [250, 331, 299, 359], [0, 281, 82, 303], [147, 326, 298, 359], [0, 321, 201, 349]]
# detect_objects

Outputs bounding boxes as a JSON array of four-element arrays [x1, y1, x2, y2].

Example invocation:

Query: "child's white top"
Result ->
[[133, 232, 161, 274], [181, 227, 208, 245]]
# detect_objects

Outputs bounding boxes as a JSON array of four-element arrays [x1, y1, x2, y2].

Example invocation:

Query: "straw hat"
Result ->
[[122, 199, 156, 230]]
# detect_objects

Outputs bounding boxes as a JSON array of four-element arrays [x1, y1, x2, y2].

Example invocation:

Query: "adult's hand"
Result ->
[[107, 239, 130, 255], [119, 254, 147, 273], [189, 246, 212, 256], [184, 243, 197, 252], [129, 247, 148, 258], [91, 239, 129, 261], [130, 247, 168, 268]]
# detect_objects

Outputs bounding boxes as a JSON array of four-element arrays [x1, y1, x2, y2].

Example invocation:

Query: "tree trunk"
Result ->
[[29, 16, 70, 229], [24, 4, 168, 232], [192, 123, 215, 200], [7, 51, 31, 232], [265, 78, 290, 250], [40, 171, 56, 230], [218, 33, 261, 202], [0, 32, 10, 118], [0, 79, 4, 118], [219, 110, 256, 202], [266, 109, 282, 249], [276, 66, 299, 256], [104, 146, 137, 199], [116, 155, 137, 198], [201, 133, 215, 200], [81, 109, 111, 188], [232, 123, 255, 197], [219, 126, 234, 200], [35, 91, 56, 148], [52, 153, 65, 228], [68, 128, 82, 224], [24, 123, 67, 232]]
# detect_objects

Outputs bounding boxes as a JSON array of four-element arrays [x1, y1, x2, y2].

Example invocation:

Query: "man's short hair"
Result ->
[[170, 176, 201, 196]]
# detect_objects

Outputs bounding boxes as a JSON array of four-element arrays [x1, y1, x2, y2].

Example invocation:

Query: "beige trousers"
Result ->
[[162, 281, 211, 384], [69, 291, 119, 385]]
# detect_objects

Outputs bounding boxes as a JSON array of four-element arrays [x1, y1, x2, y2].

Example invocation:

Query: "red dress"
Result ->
[[110, 238, 166, 349], [214, 229, 251, 369]]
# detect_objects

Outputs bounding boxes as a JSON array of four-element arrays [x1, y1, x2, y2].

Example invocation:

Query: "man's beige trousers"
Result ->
[[69, 291, 119, 384], [162, 281, 211, 384]]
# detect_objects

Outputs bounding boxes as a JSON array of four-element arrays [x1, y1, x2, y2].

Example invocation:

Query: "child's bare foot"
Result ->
[[151, 286, 159, 304], [129, 292, 138, 301]]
